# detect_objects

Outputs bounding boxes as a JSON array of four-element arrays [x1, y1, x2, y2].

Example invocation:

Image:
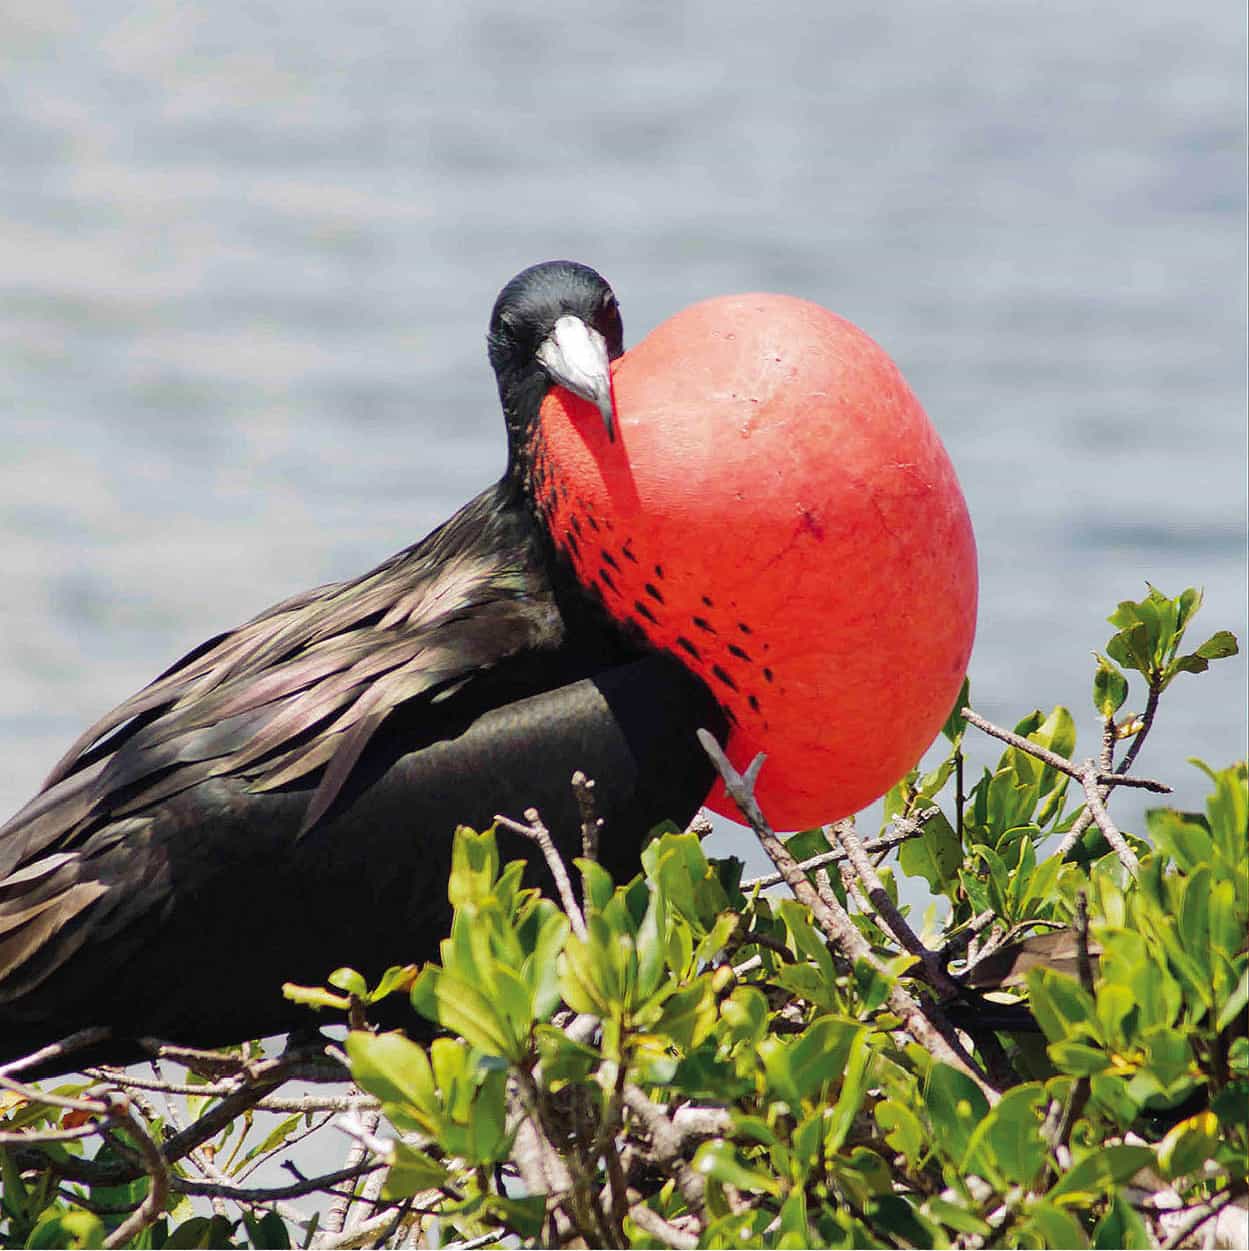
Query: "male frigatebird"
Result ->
[[0, 261, 728, 1074], [1, 261, 981, 1078]]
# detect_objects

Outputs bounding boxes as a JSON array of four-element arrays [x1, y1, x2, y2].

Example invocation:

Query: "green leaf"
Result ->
[[874, 1100, 925, 1168], [1193, 758, 1248, 867], [485, 1194, 547, 1239], [635, 881, 669, 1002], [1027, 968, 1097, 1043], [924, 1062, 990, 1164], [1048, 1144, 1153, 1203], [773, 962, 842, 1013], [1145, 807, 1212, 871], [777, 899, 836, 983], [244, 1112, 307, 1163], [942, 676, 970, 744], [875, 1196, 947, 1249], [577, 857, 616, 912], [27, 1211, 106, 1250], [657, 978, 717, 1051], [1048, 1041, 1110, 1076], [1174, 586, 1204, 631], [964, 1083, 1047, 1185], [1217, 968, 1249, 1033], [881, 768, 919, 828], [1092, 653, 1129, 717], [720, 985, 770, 1052], [1093, 1193, 1151, 1249], [162, 1216, 235, 1250], [693, 911, 741, 966], [1194, 630, 1238, 660], [692, 1140, 782, 1195], [899, 808, 962, 893], [1024, 1200, 1090, 1249], [242, 1210, 291, 1249], [922, 1196, 992, 1237], [383, 1141, 449, 1198], [1106, 620, 1152, 676], [369, 964, 419, 1003], [776, 1188, 811, 1245], [826, 1030, 872, 1152], [346, 1030, 439, 1135], [1157, 1111, 1220, 1180], [534, 1023, 599, 1086], [762, 1016, 864, 1106], [280, 983, 351, 1011], [410, 965, 518, 1058], [447, 826, 500, 910], [328, 966, 368, 998]]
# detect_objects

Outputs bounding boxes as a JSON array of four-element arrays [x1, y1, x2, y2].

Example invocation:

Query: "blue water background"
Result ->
[[2, 0, 1245, 883]]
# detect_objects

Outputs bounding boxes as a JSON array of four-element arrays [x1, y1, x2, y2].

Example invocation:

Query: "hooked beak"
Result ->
[[536, 314, 617, 440]]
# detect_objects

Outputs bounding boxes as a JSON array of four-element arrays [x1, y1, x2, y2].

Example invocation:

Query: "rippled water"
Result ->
[[2, 0, 1245, 879]]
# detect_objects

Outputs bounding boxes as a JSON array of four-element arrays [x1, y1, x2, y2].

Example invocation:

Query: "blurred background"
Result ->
[[1, 0, 1245, 884]]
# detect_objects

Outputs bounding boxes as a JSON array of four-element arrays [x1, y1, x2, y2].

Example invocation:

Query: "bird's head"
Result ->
[[488, 261, 624, 468]]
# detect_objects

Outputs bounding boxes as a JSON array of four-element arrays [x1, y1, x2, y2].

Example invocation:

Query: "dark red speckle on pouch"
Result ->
[[797, 507, 825, 541]]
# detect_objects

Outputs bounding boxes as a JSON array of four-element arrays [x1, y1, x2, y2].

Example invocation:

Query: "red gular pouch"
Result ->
[[534, 292, 978, 832]]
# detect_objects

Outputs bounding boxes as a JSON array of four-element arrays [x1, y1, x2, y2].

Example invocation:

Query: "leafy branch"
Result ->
[[1, 585, 1243, 1249]]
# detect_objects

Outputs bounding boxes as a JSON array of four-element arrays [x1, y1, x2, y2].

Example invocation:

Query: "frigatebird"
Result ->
[[0, 261, 728, 1074]]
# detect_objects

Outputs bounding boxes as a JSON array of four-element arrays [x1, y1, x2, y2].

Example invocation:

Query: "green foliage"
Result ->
[[1, 584, 1242, 1248], [1104, 585, 1238, 694]]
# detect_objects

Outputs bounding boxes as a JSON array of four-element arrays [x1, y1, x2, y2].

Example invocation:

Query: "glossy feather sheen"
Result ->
[[2, 482, 559, 871], [0, 262, 726, 1073]]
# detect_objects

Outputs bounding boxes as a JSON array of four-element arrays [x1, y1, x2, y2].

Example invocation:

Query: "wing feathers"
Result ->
[[2, 484, 561, 869]]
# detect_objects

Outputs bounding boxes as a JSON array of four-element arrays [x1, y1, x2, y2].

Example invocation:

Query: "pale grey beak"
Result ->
[[536, 314, 617, 440]]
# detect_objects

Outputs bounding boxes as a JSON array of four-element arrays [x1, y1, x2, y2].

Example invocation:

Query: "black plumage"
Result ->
[[0, 261, 727, 1074]]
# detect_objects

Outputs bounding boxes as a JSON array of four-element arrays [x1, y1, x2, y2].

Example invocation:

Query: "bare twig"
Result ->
[[1099, 712, 1117, 773], [88, 1065, 379, 1115], [495, 807, 587, 939], [940, 910, 998, 963], [685, 810, 715, 839], [1053, 711, 1122, 858], [1080, 766, 1141, 876], [1074, 892, 1095, 994], [602, 1135, 630, 1241], [434, 1233, 507, 1251], [176, 1161, 384, 1202], [86, 1067, 240, 1098], [1117, 685, 1161, 776], [742, 825, 924, 891], [671, 1105, 733, 1140], [1035, 898, 1093, 1168], [0, 1028, 112, 1078], [697, 731, 998, 1102], [829, 817, 961, 998], [0, 1073, 108, 1115], [25, 1049, 344, 1189], [102, 1098, 170, 1249], [1159, 1186, 1244, 1250], [571, 770, 602, 864], [343, 1158, 399, 1238], [318, 1201, 418, 1250], [628, 1200, 700, 1249], [135, 1040, 255, 1078], [325, 1107, 384, 1236], [961, 708, 1169, 793], [258, 1094, 379, 1114], [0, 1120, 104, 1146], [623, 1086, 706, 1214], [507, 1071, 576, 1246], [963, 706, 1149, 876]]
